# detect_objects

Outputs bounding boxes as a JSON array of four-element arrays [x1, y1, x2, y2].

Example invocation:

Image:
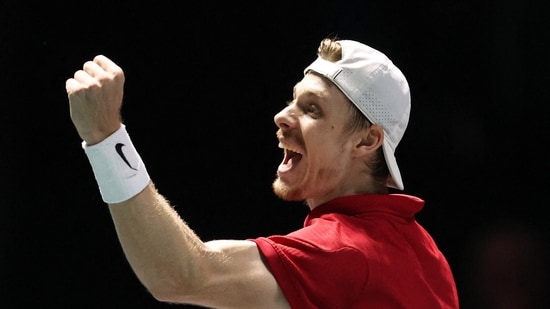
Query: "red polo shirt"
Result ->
[[252, 194, 459, 308]]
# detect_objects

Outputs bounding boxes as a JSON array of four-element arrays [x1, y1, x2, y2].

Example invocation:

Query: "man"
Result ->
[[66, 38, 459, 308]]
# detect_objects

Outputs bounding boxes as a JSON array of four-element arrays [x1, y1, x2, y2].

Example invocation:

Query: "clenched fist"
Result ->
[[66, 55, 125, 145]]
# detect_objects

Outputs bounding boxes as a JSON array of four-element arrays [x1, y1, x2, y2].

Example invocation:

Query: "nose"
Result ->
[[274, 105, 297, 129]]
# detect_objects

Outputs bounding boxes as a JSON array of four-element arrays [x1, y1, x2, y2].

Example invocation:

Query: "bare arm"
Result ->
[[109, 183, 288, 308], [66, 55, 289, 308]]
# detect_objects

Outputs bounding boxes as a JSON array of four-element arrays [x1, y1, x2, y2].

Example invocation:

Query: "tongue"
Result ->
[[287, 153, 302, 166]]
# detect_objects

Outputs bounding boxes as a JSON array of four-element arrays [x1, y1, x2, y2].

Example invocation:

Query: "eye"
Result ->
[[304, 103, 322, 117]]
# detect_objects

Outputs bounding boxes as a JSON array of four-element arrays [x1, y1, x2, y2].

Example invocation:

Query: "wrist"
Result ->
[[80, 124, 123, 146], [82, 125, 150, 204]]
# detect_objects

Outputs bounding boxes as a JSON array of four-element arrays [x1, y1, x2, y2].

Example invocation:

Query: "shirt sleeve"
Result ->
[[251, 233, 369, 309]]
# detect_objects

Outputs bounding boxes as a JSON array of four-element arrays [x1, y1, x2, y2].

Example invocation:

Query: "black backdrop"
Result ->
[[1, 1, 549, 308]]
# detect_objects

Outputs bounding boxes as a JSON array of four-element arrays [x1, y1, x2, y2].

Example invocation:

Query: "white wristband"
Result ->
[[82, 125, 151, 204]]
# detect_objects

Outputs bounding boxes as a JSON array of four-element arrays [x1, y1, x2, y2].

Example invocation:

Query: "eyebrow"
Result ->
[[297, 88, 325, 101]]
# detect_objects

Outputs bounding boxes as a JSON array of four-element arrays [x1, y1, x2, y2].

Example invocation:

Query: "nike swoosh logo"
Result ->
[[115, 143, 138, 171]]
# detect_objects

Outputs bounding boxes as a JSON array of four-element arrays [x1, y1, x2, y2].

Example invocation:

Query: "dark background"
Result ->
[[1, 0, 549, 308]]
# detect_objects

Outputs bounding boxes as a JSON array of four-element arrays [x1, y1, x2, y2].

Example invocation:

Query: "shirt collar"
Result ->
[[305, 194, 424, 226]]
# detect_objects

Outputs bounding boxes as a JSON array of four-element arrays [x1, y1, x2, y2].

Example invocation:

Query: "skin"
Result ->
[[273, 73, 385, 208], [66, 55, 384, 308]]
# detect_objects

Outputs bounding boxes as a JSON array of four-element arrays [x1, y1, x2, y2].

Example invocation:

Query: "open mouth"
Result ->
[[281, 144, 303, 167]]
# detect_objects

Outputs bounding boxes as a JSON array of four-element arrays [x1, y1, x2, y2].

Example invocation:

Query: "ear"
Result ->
[[351, 124, 384, 158]]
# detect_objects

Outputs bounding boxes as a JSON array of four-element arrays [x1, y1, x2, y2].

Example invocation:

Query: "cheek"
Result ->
[[311, 150, 349, 187], [303, 122, 350, 161], [310, 138, 349, 167]]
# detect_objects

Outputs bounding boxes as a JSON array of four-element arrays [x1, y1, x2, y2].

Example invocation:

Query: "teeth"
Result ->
[[278, 142, 302, 154]]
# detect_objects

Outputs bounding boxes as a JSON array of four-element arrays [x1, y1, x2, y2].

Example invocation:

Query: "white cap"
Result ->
[[304, 40, 410, 190]]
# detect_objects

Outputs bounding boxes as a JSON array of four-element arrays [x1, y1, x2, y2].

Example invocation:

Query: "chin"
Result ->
[[272, 178, 303, 201]]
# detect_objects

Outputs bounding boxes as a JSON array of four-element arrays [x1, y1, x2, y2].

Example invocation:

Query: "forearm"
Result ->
[[108, 181, 208, 298], [65, 56, 284, 307]]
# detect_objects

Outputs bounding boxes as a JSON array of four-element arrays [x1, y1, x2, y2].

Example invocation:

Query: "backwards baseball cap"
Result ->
[[304, 39, 410, 190]]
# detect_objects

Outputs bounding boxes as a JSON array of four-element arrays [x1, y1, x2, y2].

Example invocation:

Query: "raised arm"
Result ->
[[65, 55, 289, 309]]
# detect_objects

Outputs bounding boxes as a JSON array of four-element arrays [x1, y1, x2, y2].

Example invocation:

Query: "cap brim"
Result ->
[[382, 139, 404, 190]]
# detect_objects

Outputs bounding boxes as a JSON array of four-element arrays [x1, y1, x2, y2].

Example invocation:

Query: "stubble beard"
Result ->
[[272, 176, 303, 201]]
